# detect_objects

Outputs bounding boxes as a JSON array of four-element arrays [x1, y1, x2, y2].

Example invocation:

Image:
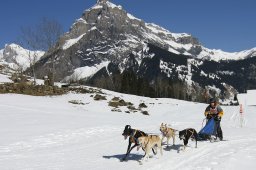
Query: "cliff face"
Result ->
[[33, 1, 203, 81]]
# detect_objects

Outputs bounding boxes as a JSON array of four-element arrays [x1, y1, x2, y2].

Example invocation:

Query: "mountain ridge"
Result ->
[[0, 44, 44, 73], [30, 0, 256, 101], [1, 0, 255, 102]]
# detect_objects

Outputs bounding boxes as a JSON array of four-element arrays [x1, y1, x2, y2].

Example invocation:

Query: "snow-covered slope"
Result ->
[[0, 74, 12, 84], [0, 44, 44, 71], [0, 88, 255, 170], [62, 61, 110, 83], [198, 46, 256, 61], [0, 49, 3, 60]]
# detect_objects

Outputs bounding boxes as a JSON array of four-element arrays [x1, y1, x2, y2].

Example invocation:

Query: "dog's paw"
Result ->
[[178, 147, 184, 153]]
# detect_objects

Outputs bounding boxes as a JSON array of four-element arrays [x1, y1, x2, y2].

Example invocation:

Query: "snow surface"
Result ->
[[75, 18, 87, 24], [168, 47, 180, 55], [127, 13, 141, 21], [106, 1, 122, 9], [238, 90, 256, 106], [0, 74, 12, 84], [247, 90, 256, 106], [62, 34, 86, 50], [62, 61, 109, 83], [171, 33, 191, 40], [0, 87, 256, 170]]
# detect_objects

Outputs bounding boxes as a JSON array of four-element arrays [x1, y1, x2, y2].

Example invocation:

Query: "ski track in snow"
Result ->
[[0, 126, 120, 154]]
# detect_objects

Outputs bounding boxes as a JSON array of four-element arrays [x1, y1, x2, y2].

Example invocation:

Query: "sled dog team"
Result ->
[[122, 124, 198, 163], [121, 98, 223, 163]]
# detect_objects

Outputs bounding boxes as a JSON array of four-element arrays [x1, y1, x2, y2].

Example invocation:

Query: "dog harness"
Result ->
[[185, 129, 195, 139], [142, 135, 157, 148], [162, 127, 176, 136], [131, 129, 146, 143], [163, 129, 169, 136]]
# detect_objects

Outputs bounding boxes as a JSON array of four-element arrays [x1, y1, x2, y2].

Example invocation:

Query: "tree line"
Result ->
[[86, 69, 213, 103]]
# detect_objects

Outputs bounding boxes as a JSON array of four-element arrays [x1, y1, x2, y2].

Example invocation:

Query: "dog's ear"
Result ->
[[125, 125, 131, 130]]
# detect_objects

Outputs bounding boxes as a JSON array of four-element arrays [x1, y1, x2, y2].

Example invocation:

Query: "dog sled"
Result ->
[[198, 117, 222, 142]]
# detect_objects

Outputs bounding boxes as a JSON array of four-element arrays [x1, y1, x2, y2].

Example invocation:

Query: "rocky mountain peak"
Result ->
[[57, 0, 205, 58], [31, 0, 256, 102], [97, 0, 109, 4], [0, 44, 44, 71], [3, 44, 25, 62]]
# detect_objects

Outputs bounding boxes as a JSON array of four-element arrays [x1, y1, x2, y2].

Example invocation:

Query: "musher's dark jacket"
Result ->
[[204, 105, 224, 118]]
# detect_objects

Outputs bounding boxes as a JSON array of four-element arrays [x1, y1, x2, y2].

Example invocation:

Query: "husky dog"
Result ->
[[159, 123, 177, 147], [137, 135, 163, 163], [179, 128, 198, 151], [121, 125, 148, 161]]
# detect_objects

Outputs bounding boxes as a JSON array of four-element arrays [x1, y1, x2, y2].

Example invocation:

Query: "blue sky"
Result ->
[[0, 0, 255, 52]]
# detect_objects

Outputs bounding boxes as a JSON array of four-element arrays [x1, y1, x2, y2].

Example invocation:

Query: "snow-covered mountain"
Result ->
[[0, 44, 44, 72], [58, 1, 256, 62], [143, 23, 256, 61], [32, 0, 256, 101], [0, 49, 3, 59], [198, 47, 256, 61]]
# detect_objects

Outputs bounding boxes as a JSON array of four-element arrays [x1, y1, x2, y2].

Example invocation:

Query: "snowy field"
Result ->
[[0, 86, 256, 170]]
